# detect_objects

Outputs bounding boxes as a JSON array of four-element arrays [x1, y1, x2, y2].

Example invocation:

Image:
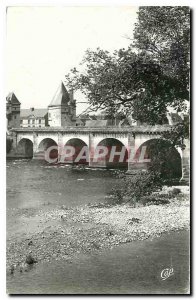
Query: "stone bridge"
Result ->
[[10, 125, 189, 181]]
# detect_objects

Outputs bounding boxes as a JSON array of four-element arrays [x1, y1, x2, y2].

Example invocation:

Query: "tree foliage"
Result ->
[[133, 6, 190, 119], [65, 6, 190, 126], [134, 6, 190, 100], [142, 139, 182, 178], [161, 116, 189, 149]]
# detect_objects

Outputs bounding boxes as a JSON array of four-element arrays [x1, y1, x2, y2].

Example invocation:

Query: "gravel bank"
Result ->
[[7, 187, 190, 275]]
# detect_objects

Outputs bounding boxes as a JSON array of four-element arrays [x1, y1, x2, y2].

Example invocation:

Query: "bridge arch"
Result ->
[[62, 138, 88, 164], [135, 138, 182, 179], [94, 138, 128, 169], [18, 135, 33, 144], [17, 138, 33, 158], [38, 138, 58, 161]]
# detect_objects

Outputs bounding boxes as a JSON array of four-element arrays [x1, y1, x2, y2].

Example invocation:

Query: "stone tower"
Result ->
[[6, 92, 21, 129], [48, 82, 76, 127]]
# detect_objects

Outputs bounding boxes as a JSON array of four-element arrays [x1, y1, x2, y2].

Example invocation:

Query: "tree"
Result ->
[[65, 7, 190, 125], [133, 6, 190, 108], [133, 7, 190, 146], [65, 48, 185, 124]]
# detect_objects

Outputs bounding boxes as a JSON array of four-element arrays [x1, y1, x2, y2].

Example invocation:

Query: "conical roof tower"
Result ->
[[6, 92, 21, 105], [48, 81, 76, 127], [48, 82, 70, 107]]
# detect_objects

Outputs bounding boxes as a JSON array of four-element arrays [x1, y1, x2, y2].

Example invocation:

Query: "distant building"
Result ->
[[75, 117, 85, 127], [20, 108, 48, 128], [119, 116, 139, 127], [76, 114, 97, 126], [7, 83, 188, 130], [85, 120, 109, 127], [48, 82, 76, 127], [6, 92, 21, 129]]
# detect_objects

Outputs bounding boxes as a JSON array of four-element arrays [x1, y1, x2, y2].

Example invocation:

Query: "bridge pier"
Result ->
[[181, 139, 190, 183], [57, 132, 64, 163], [88, 133, 107, 168], [33, 132, 39, 159], [127, 133, 149, 173]]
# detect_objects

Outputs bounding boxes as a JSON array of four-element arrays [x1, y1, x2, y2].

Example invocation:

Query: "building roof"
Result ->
[[85, 120, 108, 127], [21, 108, 47, 119], [6, 92, 21, 105], [78, 114, 98, 121], [48, 82, 70, 107], [119, 117, 133, 127], [76, 117, 85, 125]]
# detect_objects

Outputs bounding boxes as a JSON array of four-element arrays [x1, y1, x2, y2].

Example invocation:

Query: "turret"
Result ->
[[48, 82, 76, 127], [6, 92, 21, 129]]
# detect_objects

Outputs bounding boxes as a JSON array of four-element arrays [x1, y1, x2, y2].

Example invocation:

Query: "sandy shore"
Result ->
[[7, 186, 190, 275]]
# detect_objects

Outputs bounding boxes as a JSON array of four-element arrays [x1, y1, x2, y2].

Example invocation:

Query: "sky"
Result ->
[[6, 6, 138, 114]]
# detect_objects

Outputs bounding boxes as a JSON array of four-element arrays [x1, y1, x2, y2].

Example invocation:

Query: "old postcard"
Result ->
[[6, 5, 190, 295]]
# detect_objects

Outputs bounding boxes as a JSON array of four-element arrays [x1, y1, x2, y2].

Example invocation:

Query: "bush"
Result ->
[[140, 195, 170, 206], [110, 170, 163, 206], [169, 188, 181, 196]]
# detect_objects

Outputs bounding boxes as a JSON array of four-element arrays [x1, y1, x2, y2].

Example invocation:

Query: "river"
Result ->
[[6, 160, 190, 294], [7, 159, 118, 210]]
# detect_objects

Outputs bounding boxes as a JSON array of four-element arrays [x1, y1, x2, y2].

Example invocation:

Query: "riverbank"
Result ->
[[7, 230, 190, 294], [7, 186, 189, 276]]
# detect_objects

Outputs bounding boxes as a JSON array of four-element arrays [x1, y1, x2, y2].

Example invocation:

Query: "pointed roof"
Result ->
[[48, 82, 70, 107], [6, 92, 20, 105]]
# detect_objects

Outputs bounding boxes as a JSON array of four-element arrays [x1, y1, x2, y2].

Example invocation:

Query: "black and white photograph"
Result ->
[[5, 3, 190, 295]]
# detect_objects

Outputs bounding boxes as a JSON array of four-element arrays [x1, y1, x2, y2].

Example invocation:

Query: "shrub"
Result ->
[[169, 188, 181, 196], [141, 195, 170, 206], [110, 170, 163, 206]]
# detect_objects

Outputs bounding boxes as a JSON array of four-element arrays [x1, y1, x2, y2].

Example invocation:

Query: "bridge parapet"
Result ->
[[11, 124, 173, 134]]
